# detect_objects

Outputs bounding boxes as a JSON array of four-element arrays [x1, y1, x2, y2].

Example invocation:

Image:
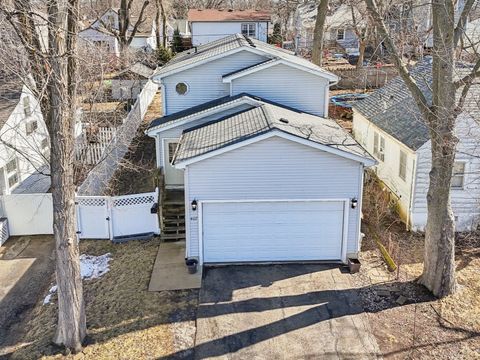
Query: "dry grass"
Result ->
[[10, 238, 198, 360]]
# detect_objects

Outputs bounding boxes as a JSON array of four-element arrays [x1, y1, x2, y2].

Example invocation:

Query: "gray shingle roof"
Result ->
[[0, 76, 23, 130], [154, 34, 338, 80], [353, 59, 479, 150], [173, 100, 373, 164], [147, 93, 258, 131]]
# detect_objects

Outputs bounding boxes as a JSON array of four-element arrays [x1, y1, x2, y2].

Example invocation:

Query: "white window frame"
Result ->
[[399, 150, 407, 181], [373, 132, 385, 162], [26, 120, 38, 135], [6, 158, 19, 189], [23, 96, 32, 117], [336, 28, 345, 40], [241, 23, 256, 38], [451, 161, 466, 189]]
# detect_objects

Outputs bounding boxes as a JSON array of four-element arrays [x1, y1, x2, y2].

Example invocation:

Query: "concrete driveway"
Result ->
[[0, 235, 55, 354], [194, 264, 381, 359]]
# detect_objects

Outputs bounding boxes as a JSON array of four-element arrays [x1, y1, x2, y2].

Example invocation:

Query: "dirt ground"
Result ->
[[355, 176, 480, 359], [7, 238, 198, 360]]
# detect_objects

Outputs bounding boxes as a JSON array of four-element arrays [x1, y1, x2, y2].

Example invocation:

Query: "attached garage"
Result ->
[[172, 101, 375, 264], [202, 200, 347, 263]]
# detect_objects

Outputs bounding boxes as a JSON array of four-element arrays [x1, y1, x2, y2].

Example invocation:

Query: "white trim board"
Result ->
[[174, 131, 376, 168]]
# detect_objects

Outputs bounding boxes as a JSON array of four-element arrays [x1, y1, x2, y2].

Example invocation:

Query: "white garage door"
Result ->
[[202, 200, 345, 263]]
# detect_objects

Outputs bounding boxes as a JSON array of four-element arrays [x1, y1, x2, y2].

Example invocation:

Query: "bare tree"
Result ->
[[98, 0, 150, 50], [155, 0, 167, 48], [348, 0, 370, 68], [1, 0, 86, 351], [365, 0, 480, 297], [311, 0, 329, 65]]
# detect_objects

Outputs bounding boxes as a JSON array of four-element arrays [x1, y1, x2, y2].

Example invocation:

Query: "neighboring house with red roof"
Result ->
[[188, 9, 271, 46]]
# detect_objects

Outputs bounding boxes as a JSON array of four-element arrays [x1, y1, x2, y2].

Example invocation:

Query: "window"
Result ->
[[6, 158, 17, 173], [373, 132, 385, 161], [41, 137, 49, 150], [8, 173, 18, 188], [168, 142, 178, 163], [241, 23, 256, 38], [175, 82, 188, 95], [399, 150, 407, 181], [26, 120, 38, 135], [23, 97, 31, 117], [336, 28, 345, 40], [5, 158, 18, 189], [451, 162, 466, 189]]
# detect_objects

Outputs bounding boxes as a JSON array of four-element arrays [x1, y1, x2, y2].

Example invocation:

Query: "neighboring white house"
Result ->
[[188, 9, 271, 46], [0, 77, 50, 195], [147, 34, 375, 264], [352, 59, 480, 231], [111, 62, 155, 100], [79, 7, 169, 56]]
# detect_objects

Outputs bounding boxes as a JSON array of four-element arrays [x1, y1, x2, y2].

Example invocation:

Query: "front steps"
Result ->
[[161, 190, 185, 241]]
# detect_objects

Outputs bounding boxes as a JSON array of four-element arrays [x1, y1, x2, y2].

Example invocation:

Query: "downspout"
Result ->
[[407, 155, 418, 231], [325, 79, 339, 117]]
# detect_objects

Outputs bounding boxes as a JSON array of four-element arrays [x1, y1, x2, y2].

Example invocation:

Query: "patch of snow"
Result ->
[[43, 285, 58, 305], [42, 253, 112, 305], [80, 253, 112, 280]]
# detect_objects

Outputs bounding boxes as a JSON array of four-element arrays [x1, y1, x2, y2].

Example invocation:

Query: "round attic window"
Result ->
[[175, 82, 189, 95]]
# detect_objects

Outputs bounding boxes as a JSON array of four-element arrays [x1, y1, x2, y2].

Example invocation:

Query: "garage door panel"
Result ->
[[202, 201, 344, 262]]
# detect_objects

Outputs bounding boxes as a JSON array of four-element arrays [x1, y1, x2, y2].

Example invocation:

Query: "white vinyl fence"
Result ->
[[78, 79, 158, 195], [0, 190, 159, 239]]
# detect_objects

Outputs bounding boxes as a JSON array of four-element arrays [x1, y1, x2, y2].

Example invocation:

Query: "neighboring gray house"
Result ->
[[111, 62, 155, 100], [147, 34, 375, 265], [352, 59, 480, 231], [292, 3, 360, 54]]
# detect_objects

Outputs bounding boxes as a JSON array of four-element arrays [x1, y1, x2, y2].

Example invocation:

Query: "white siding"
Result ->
[[231, 63, 329, 116], [191, 22, 268, 46], [0, 87, 49, 195], [185, 136, 364, 259], [162, 50, 267, 115], [411, 114, 480, 231], [352, 110, 417, 221]]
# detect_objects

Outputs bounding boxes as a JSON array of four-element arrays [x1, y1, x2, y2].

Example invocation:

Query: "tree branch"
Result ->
[[453, 0, 476, 48], [126, 0, 149, 46], [364, 0, 431, 119]]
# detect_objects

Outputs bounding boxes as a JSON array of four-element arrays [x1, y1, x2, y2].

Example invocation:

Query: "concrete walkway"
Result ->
[[148, 241, 202, 291], [195, 264, 382, 359]]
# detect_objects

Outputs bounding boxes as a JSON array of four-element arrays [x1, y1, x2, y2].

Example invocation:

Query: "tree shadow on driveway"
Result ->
[[158, 264, 439, 360]]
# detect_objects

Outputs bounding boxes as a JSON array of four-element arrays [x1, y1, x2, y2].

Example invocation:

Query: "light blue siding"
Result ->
[[185, 136, 363, 259], [162, 50, 268, 115], [231, 63, 329, 116]]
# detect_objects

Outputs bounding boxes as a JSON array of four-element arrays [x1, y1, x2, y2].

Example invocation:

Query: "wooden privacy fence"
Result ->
[[75, 126, 117, 165], [77, 79, 158, 195], [328, 65, 398, 89]]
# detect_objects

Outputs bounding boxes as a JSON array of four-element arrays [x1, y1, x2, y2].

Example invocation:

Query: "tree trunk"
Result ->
[[159, 0, 167, 48], [47, 0, 86, 351], [356, 40, 366, 69], [419, 0, 457, 298], [311, 0, 329, 66]]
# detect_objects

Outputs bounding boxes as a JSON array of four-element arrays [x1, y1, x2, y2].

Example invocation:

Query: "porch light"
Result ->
[[191, 200, 198, 211], [351, 198, 358, 209]]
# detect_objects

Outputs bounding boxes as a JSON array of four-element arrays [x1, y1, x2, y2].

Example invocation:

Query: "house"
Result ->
[[111, 62, 155, 100], [0, 76, 50, 195], [292, 3, 360, 54], [147, 34, 375, 265], [352, 59, 480, 231], [188, 9, 271, 46], [79, 7, 167, 56]]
